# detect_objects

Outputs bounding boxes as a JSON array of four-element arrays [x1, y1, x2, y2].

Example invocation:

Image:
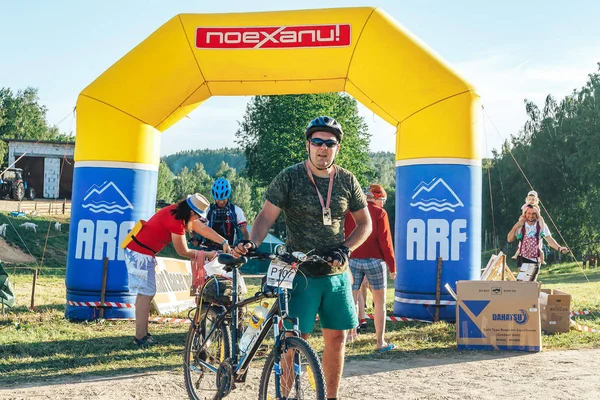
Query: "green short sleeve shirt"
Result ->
[[265, 162, 367, 258]]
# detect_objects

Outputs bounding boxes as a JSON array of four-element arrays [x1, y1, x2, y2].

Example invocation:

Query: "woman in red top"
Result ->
[[124, 193, 231, 346]]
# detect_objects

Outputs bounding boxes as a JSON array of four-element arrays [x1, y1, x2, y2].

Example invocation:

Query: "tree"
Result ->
[[368, 151, 395, 189], [0, 87, 67, 165], [231, 177, 255, 222], [172, 163, 213, 202], [215, 161, 237, 181], [482, 63, 600, 260], [162, 148, 245, 175], [156, 161, 174, 203], [236, 93, 372, 188]]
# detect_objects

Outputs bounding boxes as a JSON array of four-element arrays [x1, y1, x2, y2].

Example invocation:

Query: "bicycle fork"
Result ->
[[272, 315, 304, 400]]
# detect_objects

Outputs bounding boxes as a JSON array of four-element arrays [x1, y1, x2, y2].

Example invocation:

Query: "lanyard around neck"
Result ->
[[305, 161, 335, 211]]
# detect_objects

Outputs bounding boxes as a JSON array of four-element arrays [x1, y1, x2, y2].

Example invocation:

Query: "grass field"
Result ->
[[2, 261, 600, 385], [0, 212, 70, 268]]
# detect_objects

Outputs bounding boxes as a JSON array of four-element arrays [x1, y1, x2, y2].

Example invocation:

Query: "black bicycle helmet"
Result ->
[[305, 116, 344, 142]]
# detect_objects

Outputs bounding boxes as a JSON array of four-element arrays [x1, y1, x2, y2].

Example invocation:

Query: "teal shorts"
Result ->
[[285, 270, 357, 334]]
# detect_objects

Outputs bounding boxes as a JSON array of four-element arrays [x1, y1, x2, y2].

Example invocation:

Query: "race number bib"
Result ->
[[267, 259, 297, 289]]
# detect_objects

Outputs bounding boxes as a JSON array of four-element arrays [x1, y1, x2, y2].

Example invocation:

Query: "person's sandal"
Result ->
[[375, 343, 397, 353], [134, 334, 157, 347]]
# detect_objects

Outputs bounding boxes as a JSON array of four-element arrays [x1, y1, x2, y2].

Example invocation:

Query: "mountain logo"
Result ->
[[81, 181, 134, 215], [410, 178, 464, 212]]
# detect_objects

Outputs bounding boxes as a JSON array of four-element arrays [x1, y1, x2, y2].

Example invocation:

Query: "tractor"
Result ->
[[0, 168, 35, 201]]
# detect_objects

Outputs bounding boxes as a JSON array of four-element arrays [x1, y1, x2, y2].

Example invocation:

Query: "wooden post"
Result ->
[[99, 257, 109, 319], [48, 202, 52, 214], [501, 254, 506, 281], [62, 199, 66, 214], [434, 257, 443, 322], [30, 269, 38, 310]]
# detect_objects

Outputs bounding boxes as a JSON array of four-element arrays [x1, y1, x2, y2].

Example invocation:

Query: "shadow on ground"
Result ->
[[0, 331, 187, 386]]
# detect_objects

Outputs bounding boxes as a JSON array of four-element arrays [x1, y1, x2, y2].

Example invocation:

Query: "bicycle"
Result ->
[[183, 248, 327, 400]]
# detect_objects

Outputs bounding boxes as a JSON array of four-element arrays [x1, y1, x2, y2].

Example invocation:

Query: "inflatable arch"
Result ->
[[66, 7, 481, 321]]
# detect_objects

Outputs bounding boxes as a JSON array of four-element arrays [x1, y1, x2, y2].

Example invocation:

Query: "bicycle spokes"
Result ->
[[184, 308, 232, 400], [266, 346, 319, 399]]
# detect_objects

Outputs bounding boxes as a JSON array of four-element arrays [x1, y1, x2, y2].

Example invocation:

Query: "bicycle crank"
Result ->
[[216, 358, 235, 397]]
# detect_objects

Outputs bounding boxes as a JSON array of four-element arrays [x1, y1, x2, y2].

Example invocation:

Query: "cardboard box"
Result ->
[[456, 280, 541, 352], [540, 289, 572, 334], [516, 263, 538, 281]]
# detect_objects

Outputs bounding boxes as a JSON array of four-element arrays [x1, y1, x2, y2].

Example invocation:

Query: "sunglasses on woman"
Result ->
[[309, 138, 339, 148]]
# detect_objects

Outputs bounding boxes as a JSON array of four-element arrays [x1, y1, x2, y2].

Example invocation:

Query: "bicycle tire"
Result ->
[[257, 336, 326, 400], [183, 306, 232, 400]]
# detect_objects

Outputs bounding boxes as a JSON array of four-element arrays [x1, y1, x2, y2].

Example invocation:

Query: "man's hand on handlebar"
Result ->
[[233, 240, 257, 258], [324, 246, 350, 268]]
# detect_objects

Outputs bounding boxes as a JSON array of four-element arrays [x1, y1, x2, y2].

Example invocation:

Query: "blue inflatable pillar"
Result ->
[[393, 161, 482, 321], [65, 162, 157, 320]]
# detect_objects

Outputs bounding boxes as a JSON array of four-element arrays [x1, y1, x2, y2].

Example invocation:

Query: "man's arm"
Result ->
[[507, 220, 524, 243], [233, 201, 281, 257], [235, 205, 250, 240], [545, 236, 569, 254], [344, 207, 372, 251], [250, 201, 281, 246], [240, 226, 250, 240]]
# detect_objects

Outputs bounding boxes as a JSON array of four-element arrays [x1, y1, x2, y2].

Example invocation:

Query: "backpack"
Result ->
[[201, 276, 234, 305], [204, 202, 240, 246]]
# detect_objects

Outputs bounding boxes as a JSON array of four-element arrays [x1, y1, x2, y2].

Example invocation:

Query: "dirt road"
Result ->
[[2, 349, 599, 399]]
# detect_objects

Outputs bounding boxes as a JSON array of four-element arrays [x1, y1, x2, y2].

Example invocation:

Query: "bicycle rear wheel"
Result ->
[[258, 336, 326, 400], [183, 306, 232, 400]]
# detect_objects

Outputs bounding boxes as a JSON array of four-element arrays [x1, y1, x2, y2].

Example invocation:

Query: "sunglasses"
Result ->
[[309, 138, 339, 148]]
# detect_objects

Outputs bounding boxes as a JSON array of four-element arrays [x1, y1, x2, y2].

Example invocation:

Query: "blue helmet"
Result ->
[[211, 178, 231, 200]]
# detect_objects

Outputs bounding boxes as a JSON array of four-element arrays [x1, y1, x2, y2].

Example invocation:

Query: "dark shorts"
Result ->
[[517, 256, 538, 268]]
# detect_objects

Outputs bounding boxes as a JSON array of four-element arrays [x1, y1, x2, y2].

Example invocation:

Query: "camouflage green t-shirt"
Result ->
[[265, 162, 367, 275]]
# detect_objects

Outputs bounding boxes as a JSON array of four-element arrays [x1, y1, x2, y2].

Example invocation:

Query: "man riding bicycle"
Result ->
[[234, 116, 372, 400], [191, 177, 250, 250]]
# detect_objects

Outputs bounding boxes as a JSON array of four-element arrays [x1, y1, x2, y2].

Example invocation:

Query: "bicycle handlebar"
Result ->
[[217, 250, 327, 269]]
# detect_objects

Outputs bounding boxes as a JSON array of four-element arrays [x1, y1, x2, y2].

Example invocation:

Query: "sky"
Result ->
[[2, 1, 599, 157]]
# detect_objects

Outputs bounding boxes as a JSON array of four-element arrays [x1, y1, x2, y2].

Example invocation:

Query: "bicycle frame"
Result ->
[[192, 264, 301, 382]]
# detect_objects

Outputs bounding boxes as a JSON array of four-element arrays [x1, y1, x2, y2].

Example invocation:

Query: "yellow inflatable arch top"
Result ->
[[66, 7, 482, 322]]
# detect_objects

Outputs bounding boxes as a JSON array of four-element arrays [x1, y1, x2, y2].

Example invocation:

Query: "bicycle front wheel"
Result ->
[[183, 306, 232, 400], [258, 336, 326, 400]]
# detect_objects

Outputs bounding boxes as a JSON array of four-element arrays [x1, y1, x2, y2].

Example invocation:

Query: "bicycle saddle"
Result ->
[[218, 253, 247, 266]]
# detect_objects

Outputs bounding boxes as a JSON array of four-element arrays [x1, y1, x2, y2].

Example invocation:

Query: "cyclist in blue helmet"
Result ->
[[193, 178, 249, 250]]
